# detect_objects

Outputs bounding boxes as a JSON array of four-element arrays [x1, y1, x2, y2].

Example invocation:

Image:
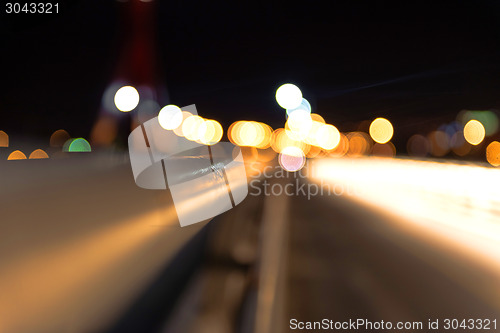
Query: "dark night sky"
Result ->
[[2, 0, 500, 148]]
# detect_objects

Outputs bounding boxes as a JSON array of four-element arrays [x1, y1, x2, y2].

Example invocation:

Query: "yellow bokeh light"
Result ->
[[369, 118, 394, 144], [328, 133, 349, 157], [310, 113, 325, 124], [304, 121, 325, 146], [7, 150, 27, 160], [199, 119, 223, 145], [252, 122, 273, 149], [347, 132, 371, 156], [0, 130, 9, 147], [463, 120, 485, 145], [29, 149, 49, 159], [228, 121, 244, 145], [315, 124, 341, 150], [182, 115, 205, 141], [306, 145, 322, 158], [269, 128, 284, 152], [240, 122, 261, 146], [486, 141, 500, 166], [230, 121, 245, 145], [173, 111, 193, 137], [270, 128, 308, 154], [228, 121, 272, 148]]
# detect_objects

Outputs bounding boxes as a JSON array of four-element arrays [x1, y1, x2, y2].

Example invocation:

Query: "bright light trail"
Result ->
[[309, 157, 500, 270]]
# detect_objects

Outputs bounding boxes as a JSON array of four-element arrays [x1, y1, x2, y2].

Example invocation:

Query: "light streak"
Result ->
[[310, 157, 500, 269]]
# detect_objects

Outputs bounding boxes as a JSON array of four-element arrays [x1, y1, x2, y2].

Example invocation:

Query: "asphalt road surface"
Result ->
[[0, 155, 206, 333], [1, 155, 499, 333], [285, 185, 500, 332]]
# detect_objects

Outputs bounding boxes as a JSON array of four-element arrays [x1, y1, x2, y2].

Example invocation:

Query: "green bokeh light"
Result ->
[[63, 138, 92, 152]]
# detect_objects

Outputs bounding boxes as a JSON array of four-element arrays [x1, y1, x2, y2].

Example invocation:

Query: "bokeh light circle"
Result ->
[[114, 86, 140, 112], [279, 146, 306, 172], [286, 98, 311, 116], [347, 132, 372, 156], [286, 109, 312, 138], [369, 118, 393, 144], [315, 124, 341, 150], [7, 150, 27, 160], [158, 105, 183, 130], [275, 84, 302, 109], [463, 120, 485, 145], [173, 111, 193, 137], [407, 134, 430, 157], [200, 119, 223, 145], [486, 141, 500, 166], [428, 131, 450, 157], [29, 149, 49, 159], [450, 131, 471, 156], [229, 121, 272, 148], [182, 115, 205, 141]]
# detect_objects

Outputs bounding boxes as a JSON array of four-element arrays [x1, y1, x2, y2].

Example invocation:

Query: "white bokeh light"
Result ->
[[279, 146, 306, 172], [286, 109, 312, 140], [114, 86, 140, 112], [286, 98, 311, 116], [275, 83, 302, 109], [158, 104, 183, 130]]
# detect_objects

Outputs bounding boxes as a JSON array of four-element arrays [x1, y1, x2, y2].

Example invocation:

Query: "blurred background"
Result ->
[[1, 1, 500, 332]]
